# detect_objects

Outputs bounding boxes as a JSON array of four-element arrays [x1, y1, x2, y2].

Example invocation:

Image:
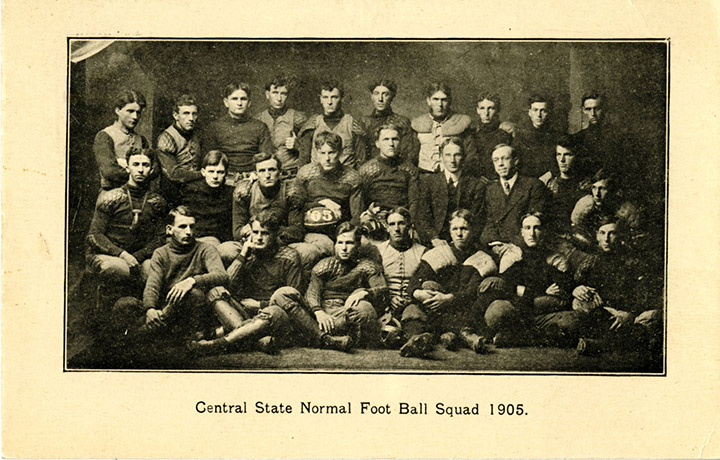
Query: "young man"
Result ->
[[190, 211, 351, 353], [254, 76, 308, 178], [545, 135, 589, 232], [480, 144, 548, 253], [298, 81, 367, 168], [156, 93, 203, 187], [180, 150, 237, 263], [361, 79, 418, 161], [203, 82, 273, 185], [306, 222, 387, 347], [570, 169, 640, 250], [400, 210, 497, 358], [111, 206, 229, 340], [373, 208, 427, 326], [471, 91, 514, 182], [86, 149, 167, 307], [357, 123, 420, 226], [232, 152, 304, 245], [482, 213, 577, 347], [93, 89, 151, 192], [572, 217, 662, 354], [289, 132, 364, 268], [415, 138, 485, 247], [513, 95, 561, 182], [410, 82, 477, 174]]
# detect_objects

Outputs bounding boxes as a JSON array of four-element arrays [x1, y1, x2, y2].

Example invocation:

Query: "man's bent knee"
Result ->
[[485, 300, 517, 330]]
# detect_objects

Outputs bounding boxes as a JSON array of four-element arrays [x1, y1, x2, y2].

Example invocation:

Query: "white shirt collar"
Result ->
[[501, 172, 519, 191], [444, 169, 461, 184]]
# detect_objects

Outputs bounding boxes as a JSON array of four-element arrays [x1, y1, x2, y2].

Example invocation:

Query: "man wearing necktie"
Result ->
[[480, 144, 548, 258], [415, 138, 485, 247]]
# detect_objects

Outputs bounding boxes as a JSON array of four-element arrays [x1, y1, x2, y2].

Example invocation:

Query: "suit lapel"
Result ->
[[497, 177, 526, 221], [435, 173, 448, 228]]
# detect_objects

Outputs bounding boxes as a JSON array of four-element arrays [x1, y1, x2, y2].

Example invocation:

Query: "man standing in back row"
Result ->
[[361, 79, 417, 162]]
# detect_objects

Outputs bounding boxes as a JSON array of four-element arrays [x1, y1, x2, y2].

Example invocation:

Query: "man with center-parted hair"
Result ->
[[399, 209, 498, 358], [188, 210, 353, 353], [254, 76, 308, 178], [480, 144, 548, 256], [471, 90, 514, 182], [203, 82, 273, 185], [545, 135, 590, 233], [156, 93, 203, 187], [289, 131, 364, 269], [410, 81, 477, 174], [305, 222, 387, 347], [415, 137, 485, 247], [361, 78, 418, 162], [232, 151, 304, 245], [513, 94, 561, 182], [86, 148, 168, 309], [110, 205, 228, 340], [179, 150, 237, 264], [298, 80, 368, 168]]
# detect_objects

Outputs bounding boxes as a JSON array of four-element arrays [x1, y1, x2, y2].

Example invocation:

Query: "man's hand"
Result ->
[[431, 237, 448, 248], [119, 251, 140, 274], [314, 310, 335, 333], [390, 296, 407, 311], [605, 307, 635, 330], [572, 285, 596, 302], [145, 308, 166, 330], [240, 238, 263, 258], [413, 289, 437, 303], [423, 292, 454, 313], [345, 290, 368, 308], [240, 298, 262, 311], [166, 277, 196, 306], [545, 282, 561, 296], [318, 199, 342, 213], [285, 131, 297, 150]]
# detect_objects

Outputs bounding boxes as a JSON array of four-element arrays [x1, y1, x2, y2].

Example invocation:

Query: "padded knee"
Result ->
[[207, 286, 231, 304], [96, 256, 131, 281], [401, 303, 428, 324], [351, 300, 378, 323], [485, 300, 517, 330], [269, 286, 303, 310], [258, 304, 290, 330], [183, 288, 207, 308]]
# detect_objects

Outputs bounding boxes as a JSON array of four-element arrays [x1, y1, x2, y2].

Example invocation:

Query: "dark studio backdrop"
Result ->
[[67, 40, 667, 270]]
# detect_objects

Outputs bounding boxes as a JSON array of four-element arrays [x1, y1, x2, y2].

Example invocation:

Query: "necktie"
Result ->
[[504, 181, 511, 195]]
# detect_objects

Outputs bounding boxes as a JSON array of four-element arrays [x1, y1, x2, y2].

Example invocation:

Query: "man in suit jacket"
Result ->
[[480, 144, 547, 252], [415, 137, 485, 246]]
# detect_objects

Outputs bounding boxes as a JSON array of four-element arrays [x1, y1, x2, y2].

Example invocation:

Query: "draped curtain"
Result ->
[[70, 40, 114, 63]]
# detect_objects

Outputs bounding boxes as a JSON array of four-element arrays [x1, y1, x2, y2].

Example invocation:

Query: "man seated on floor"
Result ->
[[189, 210, 353, 353], [571, 217, 662, 355], [156, 93, 203, 189], [86, 148, 168, 310], [306, 222, 387, 348], [415, 137, 485, 247], [400, 209, 497, 358], [480, 212, 578, 348], [298, 80, 367, 168], [110, 206, 228, 342], [289, 132, 364, 269], [180, 150, 237, 264], [373, 208, 427, 348], [357, 123, 420, 239], [232, 151, 304, 246]]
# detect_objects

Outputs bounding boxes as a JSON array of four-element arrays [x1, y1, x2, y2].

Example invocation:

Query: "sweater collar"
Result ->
[[268, 106, 289, 118]]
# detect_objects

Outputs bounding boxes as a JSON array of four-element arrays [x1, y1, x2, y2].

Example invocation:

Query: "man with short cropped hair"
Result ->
[[298, 80, 367, 168], [410, 82, 477, 174], [111, 206, 228, 341], [203, 82, 273, 185], [513, 94, 561, 182], [415, 137, 485, 247], [156, 93, 203, 187], [232, 151, 304, 244], [545, 135, 589, 232], [87, 149, 168, 309], [254, 76, 308, 178], [362, 79, 417, 161], [471, 90, 514, 181]]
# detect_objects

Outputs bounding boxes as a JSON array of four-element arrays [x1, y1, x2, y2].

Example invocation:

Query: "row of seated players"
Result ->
[[87, 145, 661, 356], [95, 80, 631, 194]]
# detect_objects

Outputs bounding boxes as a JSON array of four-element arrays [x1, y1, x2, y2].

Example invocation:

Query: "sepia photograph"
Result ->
[[65, 39, 667, 373]]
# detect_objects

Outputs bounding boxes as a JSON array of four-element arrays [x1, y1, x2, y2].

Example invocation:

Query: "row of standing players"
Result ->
[[84, 79, 662, 359]]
